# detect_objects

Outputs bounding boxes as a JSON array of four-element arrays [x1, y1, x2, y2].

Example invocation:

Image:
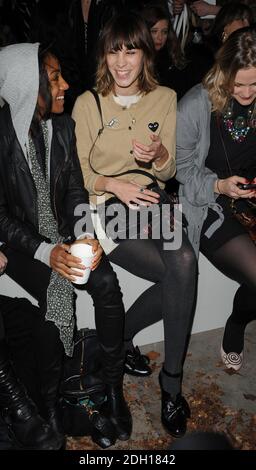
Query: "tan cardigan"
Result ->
[[72, 86, 177, 205]]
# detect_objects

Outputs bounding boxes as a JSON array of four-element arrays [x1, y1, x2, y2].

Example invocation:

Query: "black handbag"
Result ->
[[98, 178, 179, 243], [60, 328, 105, 400], [230, 198, 256, 243], [59, 328, 106, 437], [59, 396, 94, 437]]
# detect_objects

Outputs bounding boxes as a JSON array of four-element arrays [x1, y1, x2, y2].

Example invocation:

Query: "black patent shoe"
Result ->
[[160, 388, 190, 438], [101, 384, 132, 441], [124, 346, 152, 377]]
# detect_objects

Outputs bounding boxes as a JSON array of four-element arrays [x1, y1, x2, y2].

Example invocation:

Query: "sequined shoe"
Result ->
[[220, 345, 243, 371], [124, 346, 152, 377]]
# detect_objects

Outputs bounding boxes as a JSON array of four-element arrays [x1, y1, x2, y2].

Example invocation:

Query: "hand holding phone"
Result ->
[[238, 183, 256, 190]]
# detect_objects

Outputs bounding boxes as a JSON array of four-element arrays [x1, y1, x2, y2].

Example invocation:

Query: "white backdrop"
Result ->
[[0, 254, 238, 346]]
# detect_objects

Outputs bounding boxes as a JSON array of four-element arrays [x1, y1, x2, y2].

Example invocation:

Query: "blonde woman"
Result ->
[[176, 27, 256, 373]]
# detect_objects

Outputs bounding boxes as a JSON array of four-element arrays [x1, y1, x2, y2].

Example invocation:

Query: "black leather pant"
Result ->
[[2, 247, 125, 394], [0, 295, 41, 406]]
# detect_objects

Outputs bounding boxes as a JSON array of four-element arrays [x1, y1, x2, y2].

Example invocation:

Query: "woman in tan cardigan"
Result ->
[[73, 10, 197, 439]]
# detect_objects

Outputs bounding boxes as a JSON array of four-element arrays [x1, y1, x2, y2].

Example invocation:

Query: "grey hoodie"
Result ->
[[0, 42, 56, 266], [0, 42, 39, 155]]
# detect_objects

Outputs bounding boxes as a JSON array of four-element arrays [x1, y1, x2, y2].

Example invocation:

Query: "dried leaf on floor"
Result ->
[[147, 351, 160, 360], [243, 393, 256, 401]]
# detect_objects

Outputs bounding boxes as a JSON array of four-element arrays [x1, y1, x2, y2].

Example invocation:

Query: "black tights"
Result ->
[[109, 234, 197, 396], [109, 231, 256, 386], [201, 233, 256, 352]]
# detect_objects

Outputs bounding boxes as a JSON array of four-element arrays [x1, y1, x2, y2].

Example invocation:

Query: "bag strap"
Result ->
[[88, 89, 157, 184], [90, 88, 104, 134], [216, 114, 233, 177]]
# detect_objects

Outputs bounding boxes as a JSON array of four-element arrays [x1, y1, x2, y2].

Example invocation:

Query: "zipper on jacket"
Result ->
[[80, 335, 85, 391], [19, 156, 39, 230]]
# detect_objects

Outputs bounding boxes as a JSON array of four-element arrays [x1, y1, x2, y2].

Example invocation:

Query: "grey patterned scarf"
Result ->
[[28, 120, 74, 356]]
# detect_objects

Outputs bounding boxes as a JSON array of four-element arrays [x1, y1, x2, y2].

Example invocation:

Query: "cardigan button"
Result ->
[[130, 150, 133, 154]]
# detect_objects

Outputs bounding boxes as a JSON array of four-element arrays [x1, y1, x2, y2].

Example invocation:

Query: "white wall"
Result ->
[[0, 254, 238, 346]]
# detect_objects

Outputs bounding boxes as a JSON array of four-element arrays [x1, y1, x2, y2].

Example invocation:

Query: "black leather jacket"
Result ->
[[0, 105, 89, 257]]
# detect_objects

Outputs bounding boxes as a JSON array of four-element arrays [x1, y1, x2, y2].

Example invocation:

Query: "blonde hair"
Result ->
[[203, 27, 256, 113], [95, 11, 158, 96]]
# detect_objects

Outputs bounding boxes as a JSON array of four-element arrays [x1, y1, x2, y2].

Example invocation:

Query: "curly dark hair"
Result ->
[[30, 44, 56, 136]]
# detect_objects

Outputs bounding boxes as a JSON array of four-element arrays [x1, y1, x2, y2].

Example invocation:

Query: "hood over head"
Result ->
[[0, 43, 39, 150]]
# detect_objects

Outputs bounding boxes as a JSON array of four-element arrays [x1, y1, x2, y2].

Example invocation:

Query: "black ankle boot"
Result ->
[[0, 352, 60, 450], [45, 406, 66, 449], [124, 345, 152, 377], [159, 373, 190, 438], [41, 396, 66, 449], [90, 410, 117, 449], [35, 322, 66, 449], [101, 383, 132, 441]]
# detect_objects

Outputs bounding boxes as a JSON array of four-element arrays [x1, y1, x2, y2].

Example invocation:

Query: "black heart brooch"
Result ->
[[148, 122, 159, 132]]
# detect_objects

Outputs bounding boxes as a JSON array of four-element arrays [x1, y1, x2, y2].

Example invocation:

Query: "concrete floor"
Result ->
[[67, 321, 256, 450]]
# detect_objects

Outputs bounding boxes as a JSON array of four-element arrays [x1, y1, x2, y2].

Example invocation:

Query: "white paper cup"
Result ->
[[70, 243, 94, 285]]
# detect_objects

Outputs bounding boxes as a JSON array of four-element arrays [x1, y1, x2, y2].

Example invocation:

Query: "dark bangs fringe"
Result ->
[[103, 14, 151, 54]]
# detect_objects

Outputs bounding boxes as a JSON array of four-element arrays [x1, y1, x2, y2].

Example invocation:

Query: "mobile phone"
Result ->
[[238, 183, 256, 190]]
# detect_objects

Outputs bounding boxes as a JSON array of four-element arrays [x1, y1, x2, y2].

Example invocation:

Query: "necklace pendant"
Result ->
[[234, 115, 246, 129], [223, 111, 252, 143], [222, 98, 256, 143]]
